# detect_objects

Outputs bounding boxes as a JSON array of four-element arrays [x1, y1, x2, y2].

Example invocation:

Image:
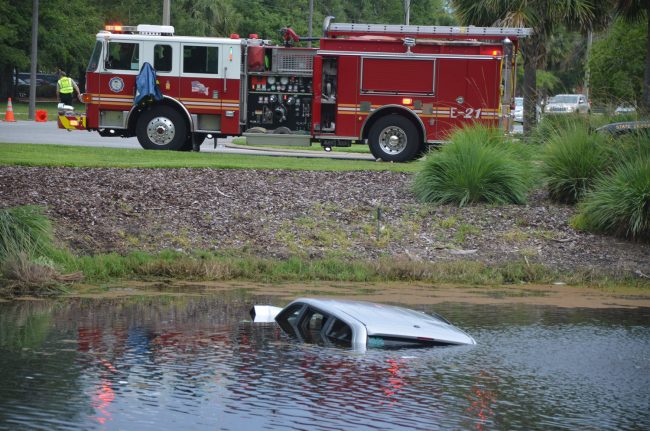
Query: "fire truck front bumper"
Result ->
[[57, 113, 87, 130]]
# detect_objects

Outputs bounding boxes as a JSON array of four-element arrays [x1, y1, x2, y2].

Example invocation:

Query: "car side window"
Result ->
[[276, 304, 303, 337], [183, 45, 219, 74], [154, 44, 172, 72], [106, 42, 139, 71], [300, 308, 328, 333], [325, 318, 352, 345]]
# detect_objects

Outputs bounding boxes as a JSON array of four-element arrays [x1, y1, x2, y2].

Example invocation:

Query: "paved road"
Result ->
[[0, 120, 375, 161]]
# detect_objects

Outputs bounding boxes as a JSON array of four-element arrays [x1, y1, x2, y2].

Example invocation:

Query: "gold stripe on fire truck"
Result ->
[[336, 107, 499, 119], [183, 105, 226, 111], [181, 102, 221, 108], [98, 102, 133, 107]]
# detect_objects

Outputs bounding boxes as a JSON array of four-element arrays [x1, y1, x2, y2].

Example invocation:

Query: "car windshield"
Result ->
[[515, 97, 523, 107], [550, 95, 579, 103]]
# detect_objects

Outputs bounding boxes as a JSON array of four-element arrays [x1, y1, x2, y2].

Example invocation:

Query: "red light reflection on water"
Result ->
[[91, 379, 115, 425], [382, 358, 405, 400], [465, 370, 497, 430]]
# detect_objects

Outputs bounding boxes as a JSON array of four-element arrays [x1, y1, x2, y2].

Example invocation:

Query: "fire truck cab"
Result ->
[[62, 19, 531, 162]]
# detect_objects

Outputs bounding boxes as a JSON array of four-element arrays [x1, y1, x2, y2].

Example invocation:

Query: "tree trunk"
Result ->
[[641, 12, 650, 113], [522, 38, 539, 136], [0, 65, 14, 99]]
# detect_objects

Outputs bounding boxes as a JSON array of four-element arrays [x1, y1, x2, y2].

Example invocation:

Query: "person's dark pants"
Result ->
[[60, 93, 74, 105]]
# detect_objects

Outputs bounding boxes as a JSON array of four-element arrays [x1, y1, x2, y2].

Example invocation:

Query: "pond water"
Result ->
[[0, 290, 648, 430]]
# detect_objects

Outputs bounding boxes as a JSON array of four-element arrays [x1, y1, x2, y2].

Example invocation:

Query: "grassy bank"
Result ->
[[0, 143, 418, 172], [7, 246, 650, 297], [1, 205, 648, 298]]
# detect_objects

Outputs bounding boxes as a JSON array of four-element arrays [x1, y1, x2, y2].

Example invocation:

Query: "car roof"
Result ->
[[293, 298, 474, 344]]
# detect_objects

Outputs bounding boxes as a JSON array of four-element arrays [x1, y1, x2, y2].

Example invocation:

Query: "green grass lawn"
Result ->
[[2, 101, 62, 121], [0, 143, 420, 172], [231, 137, 372, 153]]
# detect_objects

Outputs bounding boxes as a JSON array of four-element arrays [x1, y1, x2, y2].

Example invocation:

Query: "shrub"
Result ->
[[413, 125, 531, 206], [0, 205, 54, 262], [0, 206, 83, 296], [612, 130, 650, 163], [541, 124, 611, 204], [531, 113, 590, 145], [576, 157, 650, 240]]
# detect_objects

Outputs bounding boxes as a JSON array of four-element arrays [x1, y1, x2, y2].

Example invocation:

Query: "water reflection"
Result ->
[[0, 294, 648, 430]]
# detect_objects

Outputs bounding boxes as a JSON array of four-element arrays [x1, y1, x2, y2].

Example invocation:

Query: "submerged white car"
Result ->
[[545, 94, 590, 114], [251, 298, 476, 351]]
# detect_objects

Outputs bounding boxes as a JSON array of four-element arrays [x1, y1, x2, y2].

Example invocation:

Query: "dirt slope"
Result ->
[[1, 166, 648, 277]]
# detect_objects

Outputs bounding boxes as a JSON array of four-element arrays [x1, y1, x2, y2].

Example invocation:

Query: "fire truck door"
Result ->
[[98, 40, 141, 125], [435, 57, 501, 139], [142, 41, 180, 99], [179, 42, 225, 132]]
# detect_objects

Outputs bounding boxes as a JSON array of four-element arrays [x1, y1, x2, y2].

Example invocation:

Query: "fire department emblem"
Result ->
[[109, 77, 125, 93]]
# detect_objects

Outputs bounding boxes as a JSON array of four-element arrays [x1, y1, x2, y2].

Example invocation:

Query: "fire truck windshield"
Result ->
[[87, 41, 102, 72]]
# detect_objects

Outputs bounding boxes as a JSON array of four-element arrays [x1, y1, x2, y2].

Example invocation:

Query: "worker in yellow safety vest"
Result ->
[[56, 71, 81, 106]]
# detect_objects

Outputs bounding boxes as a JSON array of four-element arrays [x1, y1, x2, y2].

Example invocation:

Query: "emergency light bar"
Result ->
[[104, 24, 174, 36]]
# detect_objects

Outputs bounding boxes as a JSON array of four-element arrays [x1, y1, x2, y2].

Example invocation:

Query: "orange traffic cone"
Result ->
[[35, 110, 48, 122], [4, 98, 16, 122]]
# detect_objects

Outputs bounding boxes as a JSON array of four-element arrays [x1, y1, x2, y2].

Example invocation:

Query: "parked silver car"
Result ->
[[513, 97, 541, 123], [251, 298, 476, 351], [545, 94, 590, 114], [614, 104, 636, 116]]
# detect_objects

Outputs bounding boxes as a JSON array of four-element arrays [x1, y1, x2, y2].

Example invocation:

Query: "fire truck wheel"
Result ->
[[368, 115, 421, 162], [194, 133, 207, 146], [136, 106, 187, 150]]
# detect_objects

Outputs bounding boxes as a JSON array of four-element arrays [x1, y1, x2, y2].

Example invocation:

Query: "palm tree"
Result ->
[[450, 0, 610, 134], [616, 0, 650, 111]]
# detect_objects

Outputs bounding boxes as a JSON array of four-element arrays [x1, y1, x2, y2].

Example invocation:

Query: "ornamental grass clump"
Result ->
[[0, 205, 54, 262], [575, 157, 650, 241], [413, 125, 531, 206], [0, 206, 81, 295], [530, 113, 590, 145], [541, 124, 611, 204]]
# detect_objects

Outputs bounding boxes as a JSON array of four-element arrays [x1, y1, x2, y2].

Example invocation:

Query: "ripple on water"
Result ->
[[0, 298, 648, 430]]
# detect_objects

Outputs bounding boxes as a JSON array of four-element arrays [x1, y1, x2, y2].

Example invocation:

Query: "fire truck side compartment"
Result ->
[[244, 47, 315, 135]]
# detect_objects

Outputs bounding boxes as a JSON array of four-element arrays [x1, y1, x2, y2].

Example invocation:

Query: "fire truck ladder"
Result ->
[[325, 22, 532, 40]]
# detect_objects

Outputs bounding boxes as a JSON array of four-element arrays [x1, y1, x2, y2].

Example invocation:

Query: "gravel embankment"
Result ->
[[1, 166, 648, 277]]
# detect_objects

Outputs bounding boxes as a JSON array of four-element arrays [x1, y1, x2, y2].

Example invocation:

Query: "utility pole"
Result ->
[[29, 0, 39, 120], [163, 0, 171, 26], [308, 0, 314, 48], [404, 0, 410, 25], [583, 28, 593, 101]]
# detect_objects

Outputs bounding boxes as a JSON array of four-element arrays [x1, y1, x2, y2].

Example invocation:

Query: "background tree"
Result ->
[[0, 0, 462, 99], [40, 0, 102, 81], [450, 0, 610, 135], [589, 18, 645, 105], [0, 0, 32, 98], [615, 0, 650, 111]]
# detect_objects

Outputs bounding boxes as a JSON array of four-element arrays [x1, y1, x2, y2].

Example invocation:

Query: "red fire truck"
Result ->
[[59, 18, 531, 162]]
